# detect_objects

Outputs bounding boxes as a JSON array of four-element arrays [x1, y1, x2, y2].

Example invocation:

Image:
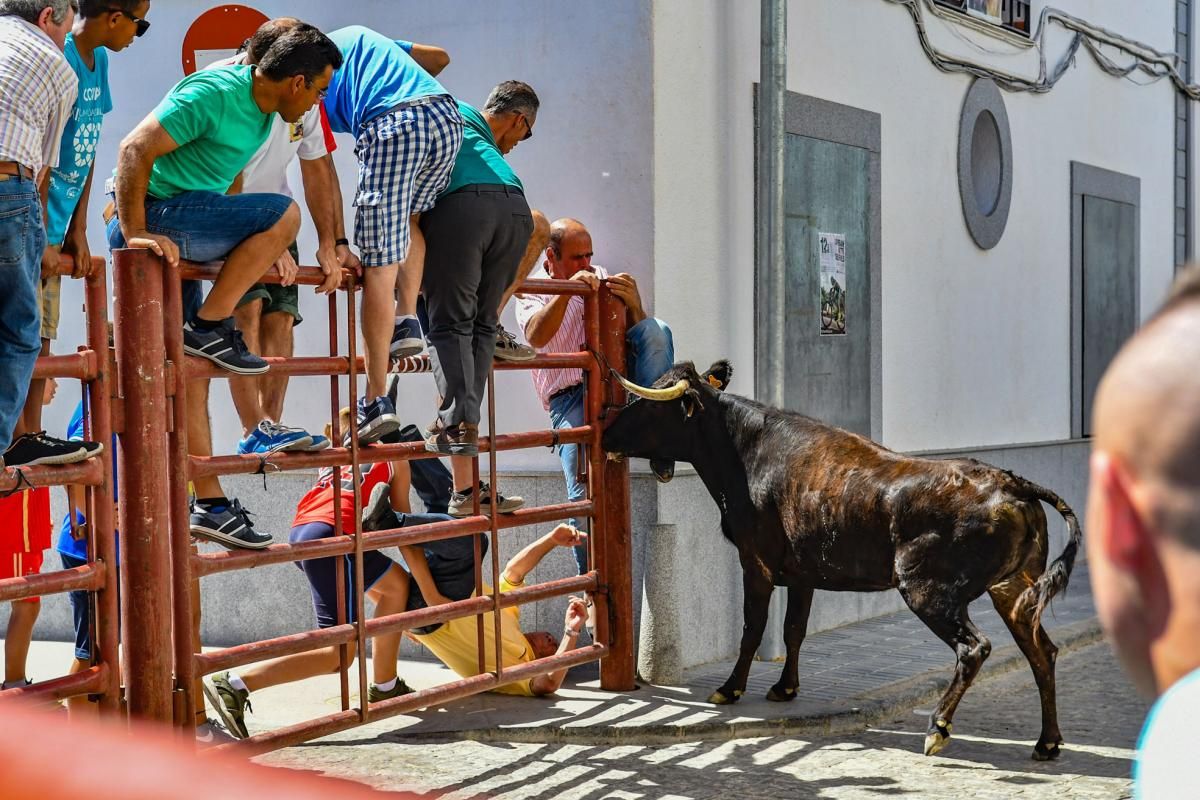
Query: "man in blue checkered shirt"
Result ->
[[321, 26, 463, 447]]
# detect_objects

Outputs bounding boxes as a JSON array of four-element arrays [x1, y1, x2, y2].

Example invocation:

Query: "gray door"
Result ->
[[1080, 195, 1137, 437], [783, 134, 872, 435]]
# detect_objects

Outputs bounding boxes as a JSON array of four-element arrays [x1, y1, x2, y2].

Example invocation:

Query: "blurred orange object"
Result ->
[[0, 702, 409, 799]]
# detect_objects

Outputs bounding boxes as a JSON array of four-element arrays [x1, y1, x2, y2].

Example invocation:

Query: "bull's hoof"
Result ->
[[766, 686, 798, 702], [1032, 741, 1062, 761], [923, 720, 953, 756], [707, 688, 743, 705]]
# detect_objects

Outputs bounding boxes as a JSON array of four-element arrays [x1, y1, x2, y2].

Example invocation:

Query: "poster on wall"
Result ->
[[966, 0, 1002, 24], [819, 232, 847, 336]]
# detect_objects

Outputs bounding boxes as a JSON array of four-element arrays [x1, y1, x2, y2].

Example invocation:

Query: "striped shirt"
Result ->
[[515, 264, 610, 411], [0, 16, 77, 174]]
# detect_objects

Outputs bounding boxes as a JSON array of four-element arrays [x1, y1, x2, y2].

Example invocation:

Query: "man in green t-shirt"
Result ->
[[106, 23, 342, 550], [420, 80, 549, 517]]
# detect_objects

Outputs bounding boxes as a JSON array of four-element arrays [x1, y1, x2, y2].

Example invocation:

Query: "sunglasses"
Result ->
[[106, 7, 150, 37], [518, 113, 534, 141]]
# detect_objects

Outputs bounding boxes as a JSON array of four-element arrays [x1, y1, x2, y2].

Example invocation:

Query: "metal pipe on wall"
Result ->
[[756, 0, 788, 659]]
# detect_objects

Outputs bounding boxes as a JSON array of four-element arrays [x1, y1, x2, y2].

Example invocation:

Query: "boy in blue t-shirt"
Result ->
[[23, 1, 150, 442], [57, 397, 119, 716]]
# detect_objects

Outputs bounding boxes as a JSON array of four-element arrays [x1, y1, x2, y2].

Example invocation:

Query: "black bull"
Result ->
[[600, 360, 1081, 761]]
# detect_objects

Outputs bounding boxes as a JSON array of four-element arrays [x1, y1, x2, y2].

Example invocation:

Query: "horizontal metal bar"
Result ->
[[193, 500, 593, 578], [195, 571, 599, 676], [0, 663, 107, 703], [195, 625, 357, 677], [214, 673, 498, 756], [32, 351, 99, 381], [182, 351, 592, 381], [180, 260, 337, 288], [179, 263, 596, 297], [492, 642, 607, 685], [189, 426, 594, 479], [45, 254, 105, 278], [214, 642, 610, 757], [518, 277, 595, 296], [0, 457, 104, 491], [0, 563, 103, 603]]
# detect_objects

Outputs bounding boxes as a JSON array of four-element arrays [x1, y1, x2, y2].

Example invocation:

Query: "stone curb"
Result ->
[[410, 616, 1102, 746]]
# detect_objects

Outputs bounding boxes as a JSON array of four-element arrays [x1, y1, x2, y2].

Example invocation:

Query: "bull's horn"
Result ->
[[614, 373, 689, 401]]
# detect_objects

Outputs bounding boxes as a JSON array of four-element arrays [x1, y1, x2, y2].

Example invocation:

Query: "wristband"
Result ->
[[335, 237, 350, 248], [564, 626, 582, 638]]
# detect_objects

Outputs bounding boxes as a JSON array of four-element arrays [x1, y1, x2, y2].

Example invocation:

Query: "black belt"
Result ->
[[448, 183, 524, 197], [549, 383, 583, 403]]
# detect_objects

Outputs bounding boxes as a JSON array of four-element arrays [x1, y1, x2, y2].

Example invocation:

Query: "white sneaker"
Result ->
[[195, 718, 238, 746]]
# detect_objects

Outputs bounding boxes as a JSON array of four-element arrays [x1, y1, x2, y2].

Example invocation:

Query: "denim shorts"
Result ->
[[106, 191, 295, 321]]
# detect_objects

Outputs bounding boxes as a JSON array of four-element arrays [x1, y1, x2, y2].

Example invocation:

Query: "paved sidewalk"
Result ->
[[12, 566, 1098, 749], [257, 641, 1142, 799]]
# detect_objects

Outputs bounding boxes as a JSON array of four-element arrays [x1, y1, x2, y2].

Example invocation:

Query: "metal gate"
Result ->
[[0, 250, 635, 756]]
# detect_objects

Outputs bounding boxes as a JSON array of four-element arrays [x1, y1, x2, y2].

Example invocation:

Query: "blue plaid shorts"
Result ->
[[353, 94, 463, 267]]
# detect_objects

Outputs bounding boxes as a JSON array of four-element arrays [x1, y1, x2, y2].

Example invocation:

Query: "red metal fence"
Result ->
[[1, 250, 634, 756], [0, 256, 118, 712]]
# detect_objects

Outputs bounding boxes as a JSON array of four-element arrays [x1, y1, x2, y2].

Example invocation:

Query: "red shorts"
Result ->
[[1, 550, 44, 603], [0, 488, 51, 603]]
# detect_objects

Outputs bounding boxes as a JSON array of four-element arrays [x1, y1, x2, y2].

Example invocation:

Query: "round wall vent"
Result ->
[[958, 79, 1012, 250]]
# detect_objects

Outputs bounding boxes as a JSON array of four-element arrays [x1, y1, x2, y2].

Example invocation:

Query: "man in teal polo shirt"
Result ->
[[420, 80, 545, 517], [109, 23, 342, 549]]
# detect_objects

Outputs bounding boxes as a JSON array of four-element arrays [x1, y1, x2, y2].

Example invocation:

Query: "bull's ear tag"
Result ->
[[701, 360, 733, 391]]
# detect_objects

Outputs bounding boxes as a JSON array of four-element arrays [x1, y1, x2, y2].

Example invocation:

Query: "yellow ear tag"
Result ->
[[707, 375, 723, 389]]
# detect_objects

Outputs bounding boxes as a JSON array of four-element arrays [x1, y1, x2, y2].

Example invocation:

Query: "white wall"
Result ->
[[49, 0, 653, 472], [652, 0, 1181, 453]]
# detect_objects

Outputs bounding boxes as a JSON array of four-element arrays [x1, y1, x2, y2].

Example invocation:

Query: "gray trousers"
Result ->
[[420, 185, 533, 428]]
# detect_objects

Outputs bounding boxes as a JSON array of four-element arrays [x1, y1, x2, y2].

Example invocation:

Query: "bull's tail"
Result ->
[[1009, 474, 1083, 633]]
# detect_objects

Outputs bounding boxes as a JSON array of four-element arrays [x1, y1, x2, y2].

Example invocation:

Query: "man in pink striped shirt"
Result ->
[[515, 218, 674, 574]]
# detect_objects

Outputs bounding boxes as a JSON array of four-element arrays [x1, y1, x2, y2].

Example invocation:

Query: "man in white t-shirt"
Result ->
[[1087, 266, 1200, 798], [202, 17, 359, 456]]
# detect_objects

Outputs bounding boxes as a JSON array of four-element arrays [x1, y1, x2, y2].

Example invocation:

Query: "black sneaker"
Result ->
[[390, 316, 425, 360], [361, 482, 399, 533], [367, 679, 415, 703], [190, 498, 272, 550], [184, 318, 269, 375], [448, 481, 524, 518], [4, 432, 104, 467], [350, 396, 400, 446]]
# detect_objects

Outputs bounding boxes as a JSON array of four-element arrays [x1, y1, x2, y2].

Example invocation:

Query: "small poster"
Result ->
[[819, 232, 847, 336]]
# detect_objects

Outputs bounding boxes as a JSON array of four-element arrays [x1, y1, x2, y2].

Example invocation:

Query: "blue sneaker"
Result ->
[[237, 420, 313, 455], [390, 316, 425, 360], [351, 396, 400, 446], [304, 433, 332, 452]]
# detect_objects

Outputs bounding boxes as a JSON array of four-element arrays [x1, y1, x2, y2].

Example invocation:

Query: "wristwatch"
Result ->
[[335, 237, 350, 248], [564, 626, 582, 638]]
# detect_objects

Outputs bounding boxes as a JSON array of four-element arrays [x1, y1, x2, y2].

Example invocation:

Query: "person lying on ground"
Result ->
[[204, 406, 452, 739], [398, 515, 590, 698]]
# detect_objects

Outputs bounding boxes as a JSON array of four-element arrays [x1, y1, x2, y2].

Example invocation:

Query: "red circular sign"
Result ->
[[181, 4, 269, 76]]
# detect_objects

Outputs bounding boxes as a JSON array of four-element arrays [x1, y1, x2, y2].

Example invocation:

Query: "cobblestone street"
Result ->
[[259, 641, 1147, 799]]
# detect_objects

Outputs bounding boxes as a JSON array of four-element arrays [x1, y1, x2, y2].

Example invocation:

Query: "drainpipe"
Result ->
[[756, 0, 787, 659]]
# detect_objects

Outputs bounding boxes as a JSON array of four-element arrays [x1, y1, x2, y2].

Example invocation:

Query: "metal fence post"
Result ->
[[598, 287, 635, 691], [112, 247, 174, 722]]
